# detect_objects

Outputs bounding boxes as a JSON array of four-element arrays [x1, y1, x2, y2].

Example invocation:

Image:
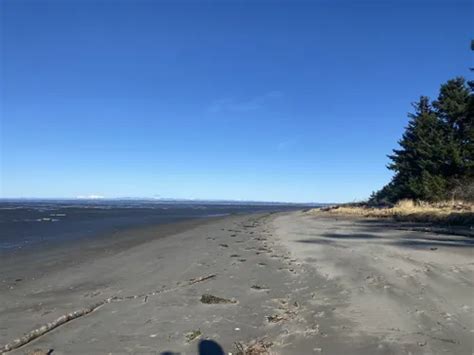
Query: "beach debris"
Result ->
[[0, 273, 217, 353], [185, 329, 202, 342], [276, 298, 288, 305], [238, 259, 247, 262], [0, 297, 115, 353], [251, 284, 268, 290], [219, 243, 229, 248], [230, 254, 241, 258], [267, 314, 287, 323], [188, 274, 216, 285], [266, 299, 298, 323], [235, 339, 273, 355], [200, 294, 237, 304]]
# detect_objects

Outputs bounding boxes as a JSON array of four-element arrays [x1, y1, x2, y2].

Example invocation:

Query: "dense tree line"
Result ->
[[371, 77, 474, 204]]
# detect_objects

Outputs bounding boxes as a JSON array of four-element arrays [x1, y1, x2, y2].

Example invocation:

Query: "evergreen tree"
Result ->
[[433, 77, 473, 196], [372, 96, 448, 203], [387, 96, 447, 201], [372, 76, 473, 204]]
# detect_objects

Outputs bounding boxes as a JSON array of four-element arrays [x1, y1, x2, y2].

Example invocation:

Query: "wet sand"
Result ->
[[1, 211, 473, 354]]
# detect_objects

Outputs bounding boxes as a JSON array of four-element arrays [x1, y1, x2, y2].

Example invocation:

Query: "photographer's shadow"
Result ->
[[161, 339, 224, 355]]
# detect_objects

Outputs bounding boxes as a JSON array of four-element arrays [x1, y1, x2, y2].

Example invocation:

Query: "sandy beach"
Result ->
[[1, 211, 473, 354]]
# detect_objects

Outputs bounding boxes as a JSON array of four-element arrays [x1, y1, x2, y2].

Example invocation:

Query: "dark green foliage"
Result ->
[[371, 77, 474, 203], [434, 78, 473, 177]]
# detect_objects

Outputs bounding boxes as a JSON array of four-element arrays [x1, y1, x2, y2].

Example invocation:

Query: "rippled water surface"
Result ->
[[0, 200, 313, 251]]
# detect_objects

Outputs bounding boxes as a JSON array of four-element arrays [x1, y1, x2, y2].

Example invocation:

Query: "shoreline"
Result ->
[[1, 210, 473, 354], [0, 213, 244, 287], [1, 211, 288, 354], [0, 202, 306, 253]]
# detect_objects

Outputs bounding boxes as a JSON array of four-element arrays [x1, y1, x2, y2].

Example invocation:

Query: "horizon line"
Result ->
[[0, 196, 331, 205]]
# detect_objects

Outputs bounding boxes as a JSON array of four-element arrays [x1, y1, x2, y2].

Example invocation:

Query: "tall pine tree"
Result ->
[[373, 96, 448, 203], [371, 77, 473, 204], [388, 96, 447, 201], [433, 77, 474, 198]]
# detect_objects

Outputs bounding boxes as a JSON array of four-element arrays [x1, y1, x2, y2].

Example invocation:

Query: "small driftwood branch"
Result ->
[[188, 274, 216, 285], [1, 298, 114, 353], [1, 274, 216, 353]]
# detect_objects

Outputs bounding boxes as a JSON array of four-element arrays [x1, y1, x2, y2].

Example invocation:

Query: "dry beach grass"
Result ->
[[310, 199, 474, 226]]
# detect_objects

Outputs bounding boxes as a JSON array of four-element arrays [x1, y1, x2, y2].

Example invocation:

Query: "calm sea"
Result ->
[[0, 200, 315, 252]]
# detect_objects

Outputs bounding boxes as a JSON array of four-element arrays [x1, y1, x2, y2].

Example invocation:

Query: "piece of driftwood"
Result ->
[[188, 274, 216, 285], [0, 274, 216, 354], [1, 298, 113, 353]]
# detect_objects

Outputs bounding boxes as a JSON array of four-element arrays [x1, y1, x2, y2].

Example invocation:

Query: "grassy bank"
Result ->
[[310, 200, 474, 227]]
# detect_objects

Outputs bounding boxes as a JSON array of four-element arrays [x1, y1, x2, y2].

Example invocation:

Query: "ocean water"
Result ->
[[0, 200, 313, 252]]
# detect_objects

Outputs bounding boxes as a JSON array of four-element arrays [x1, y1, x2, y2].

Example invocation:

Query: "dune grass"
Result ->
[[311, 199, 474, 226]]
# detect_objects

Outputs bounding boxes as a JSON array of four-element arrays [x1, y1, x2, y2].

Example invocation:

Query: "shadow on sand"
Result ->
[[296, 229, 474, 249], [161, 339, 224, 355]]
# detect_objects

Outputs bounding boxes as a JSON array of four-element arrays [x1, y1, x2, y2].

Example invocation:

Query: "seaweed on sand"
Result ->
[[235, 339, 273, 355], [200, 294, 237, 304], [185, 329, 202, 342]]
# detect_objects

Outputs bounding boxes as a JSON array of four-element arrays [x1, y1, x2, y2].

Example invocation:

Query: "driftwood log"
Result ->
[[1, 298, 112, 353], [0, 274, 216, 353], [188, 274, 216, 285]]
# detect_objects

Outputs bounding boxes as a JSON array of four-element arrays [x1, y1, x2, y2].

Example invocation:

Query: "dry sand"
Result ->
[[0, 211, 472, 354]]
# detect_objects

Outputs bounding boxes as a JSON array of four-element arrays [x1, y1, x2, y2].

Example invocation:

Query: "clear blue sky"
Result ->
[[1, 0, 472, 202]]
